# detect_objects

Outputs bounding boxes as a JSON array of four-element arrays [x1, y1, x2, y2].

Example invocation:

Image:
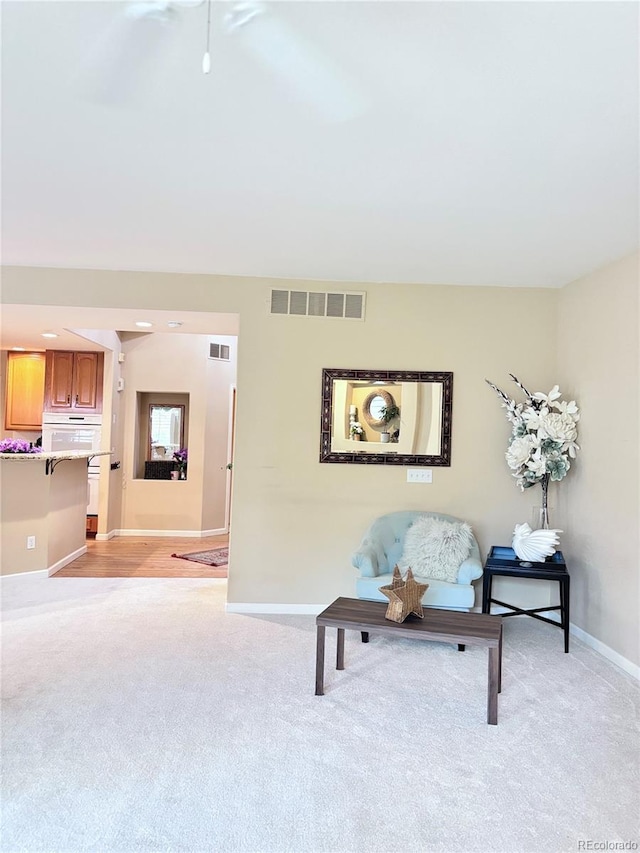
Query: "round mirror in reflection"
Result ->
[[363, 390, 394, 428]]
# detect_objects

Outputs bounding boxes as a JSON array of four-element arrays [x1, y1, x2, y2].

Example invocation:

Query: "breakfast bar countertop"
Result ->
[[0, 450, 112, 462]]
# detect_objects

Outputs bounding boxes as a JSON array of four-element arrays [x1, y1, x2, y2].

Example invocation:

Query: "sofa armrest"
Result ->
[[457, 556, 483, 585], [352, 545, 383, 578]]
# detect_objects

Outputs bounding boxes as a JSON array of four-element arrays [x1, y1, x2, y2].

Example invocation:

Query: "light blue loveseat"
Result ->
[[353, 511, 483, 611]]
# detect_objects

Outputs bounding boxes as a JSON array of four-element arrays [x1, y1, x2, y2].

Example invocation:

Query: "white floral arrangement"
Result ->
[[350, 421, 364, 436], [486, 374, 580, 490]]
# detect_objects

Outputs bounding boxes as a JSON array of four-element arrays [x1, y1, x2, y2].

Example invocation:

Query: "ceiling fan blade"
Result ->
[[127, 1, 175, 23], [224, 4, 369, 123], [78, 5, 176, 104]]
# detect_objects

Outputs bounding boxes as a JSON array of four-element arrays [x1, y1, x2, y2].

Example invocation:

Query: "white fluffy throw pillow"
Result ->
[[399, 517, 474, 583]]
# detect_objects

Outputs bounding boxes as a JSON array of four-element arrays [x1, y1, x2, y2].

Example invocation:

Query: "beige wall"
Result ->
[[202, 336, 237, 531], [1, 457, 87, 575], [45, 459, 89, 569], [119, 331, 235, 534], [228, 281, 558, 609], [557, 253, 639, 667], [1, 461, 49, 573], [2, 262, 637, 668]]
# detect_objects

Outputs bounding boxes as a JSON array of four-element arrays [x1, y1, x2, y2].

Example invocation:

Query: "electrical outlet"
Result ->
[[26, 535, 36, 550], [407, 469, 432, 484]]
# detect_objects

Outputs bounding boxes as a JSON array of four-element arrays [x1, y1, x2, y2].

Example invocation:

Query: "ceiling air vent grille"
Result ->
[[209, 343, 230, 361], [269, 289, 365, 321]]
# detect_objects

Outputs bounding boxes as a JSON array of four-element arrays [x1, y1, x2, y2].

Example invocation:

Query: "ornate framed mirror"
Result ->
[[320, 369, 453, 466]]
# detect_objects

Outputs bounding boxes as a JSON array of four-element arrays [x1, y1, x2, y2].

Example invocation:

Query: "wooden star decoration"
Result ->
[[380, 566, 429, 623], [388, 564, 404, 589]]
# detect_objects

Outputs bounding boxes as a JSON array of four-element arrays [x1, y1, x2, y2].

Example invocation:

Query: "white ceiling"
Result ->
[[2, 0, 638, 288], [0, 304, 239, 351]]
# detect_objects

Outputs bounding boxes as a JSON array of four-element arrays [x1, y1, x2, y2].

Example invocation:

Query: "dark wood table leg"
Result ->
[[482, 571, 492, 614], [337, 628, 345, 670], [361, 631, 369, 643], [498, 626, 503, 693], [487, 645, 499, 725], [562, 575, 570, 653], [315, 625, 326, 695]]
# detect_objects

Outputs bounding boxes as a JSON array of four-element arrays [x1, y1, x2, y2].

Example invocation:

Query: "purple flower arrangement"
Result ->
[[0, 438, 42, 454], [173, 448, 188, 468]]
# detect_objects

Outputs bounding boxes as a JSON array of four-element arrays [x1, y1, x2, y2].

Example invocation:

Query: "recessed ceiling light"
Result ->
[[41, 332, 58, 338], [12, 347, 26, 351], [135, 321, 153, 328], [167, 321, 182, 328]]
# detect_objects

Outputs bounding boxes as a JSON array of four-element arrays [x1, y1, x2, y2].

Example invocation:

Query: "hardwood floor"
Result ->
[[54, 535, 229, 578]]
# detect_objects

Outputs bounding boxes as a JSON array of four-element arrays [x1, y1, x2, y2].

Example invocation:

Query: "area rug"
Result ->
[[171, 547, 228, 566]]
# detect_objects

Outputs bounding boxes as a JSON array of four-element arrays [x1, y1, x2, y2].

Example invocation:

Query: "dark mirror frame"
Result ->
[[320, 369, 453, 466], [148, 403, 185, 462]]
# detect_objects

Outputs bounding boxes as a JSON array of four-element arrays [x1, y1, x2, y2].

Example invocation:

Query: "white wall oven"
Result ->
[[41, 413, 102, 514]]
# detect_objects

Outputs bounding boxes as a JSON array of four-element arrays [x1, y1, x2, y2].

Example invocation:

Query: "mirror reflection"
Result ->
[[320, 370, 453, 465], [362, 390, 395, 429], [148, 404, 185, 461]]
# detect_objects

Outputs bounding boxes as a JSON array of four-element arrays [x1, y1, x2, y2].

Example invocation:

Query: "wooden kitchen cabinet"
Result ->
[[44, 350, 104, 414], [4, 351, 46, 430]]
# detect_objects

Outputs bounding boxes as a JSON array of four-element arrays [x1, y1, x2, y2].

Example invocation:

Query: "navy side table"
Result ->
[[482, 546, 570, 653]]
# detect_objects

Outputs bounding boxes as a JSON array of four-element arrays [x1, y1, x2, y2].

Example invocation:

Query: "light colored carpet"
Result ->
[[1, 573, 639, 853]]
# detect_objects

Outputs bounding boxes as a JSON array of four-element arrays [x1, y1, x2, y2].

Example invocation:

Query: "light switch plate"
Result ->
[[407, 469, 432, 483]]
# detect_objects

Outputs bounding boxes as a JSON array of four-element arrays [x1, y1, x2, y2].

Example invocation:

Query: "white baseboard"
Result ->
[[114, 529, 225, 538], [474, 607, 639, 681], [48, 545, 87, 576], [200, 528, 227, 537], [4, 567, 637, 679], [225, 603, 325, 615], [95, 530, 117, 541], [228, 603, 639, 679], [569, 622, 640, 680]]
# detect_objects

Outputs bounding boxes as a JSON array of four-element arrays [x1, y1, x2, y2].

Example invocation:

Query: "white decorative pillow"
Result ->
[[399, 517, 474, 583]]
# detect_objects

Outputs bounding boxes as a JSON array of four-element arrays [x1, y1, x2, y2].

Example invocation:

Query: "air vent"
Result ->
[[269, 289, 365, 321], [209, 343, 230, 361]]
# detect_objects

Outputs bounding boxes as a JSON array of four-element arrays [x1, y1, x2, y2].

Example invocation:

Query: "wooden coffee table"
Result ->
[[315, 597, 504, 725]]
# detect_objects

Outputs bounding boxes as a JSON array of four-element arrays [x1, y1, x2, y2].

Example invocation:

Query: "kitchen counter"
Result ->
[[0, 450, 111, 462], [0, 451, 111, 576]]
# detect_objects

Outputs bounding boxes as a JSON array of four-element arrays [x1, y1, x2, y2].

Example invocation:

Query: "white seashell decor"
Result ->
[[512, 523, 562, 562]]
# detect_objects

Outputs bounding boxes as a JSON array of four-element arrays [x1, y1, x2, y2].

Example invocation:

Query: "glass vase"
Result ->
[[532, 474, 551, 529]]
